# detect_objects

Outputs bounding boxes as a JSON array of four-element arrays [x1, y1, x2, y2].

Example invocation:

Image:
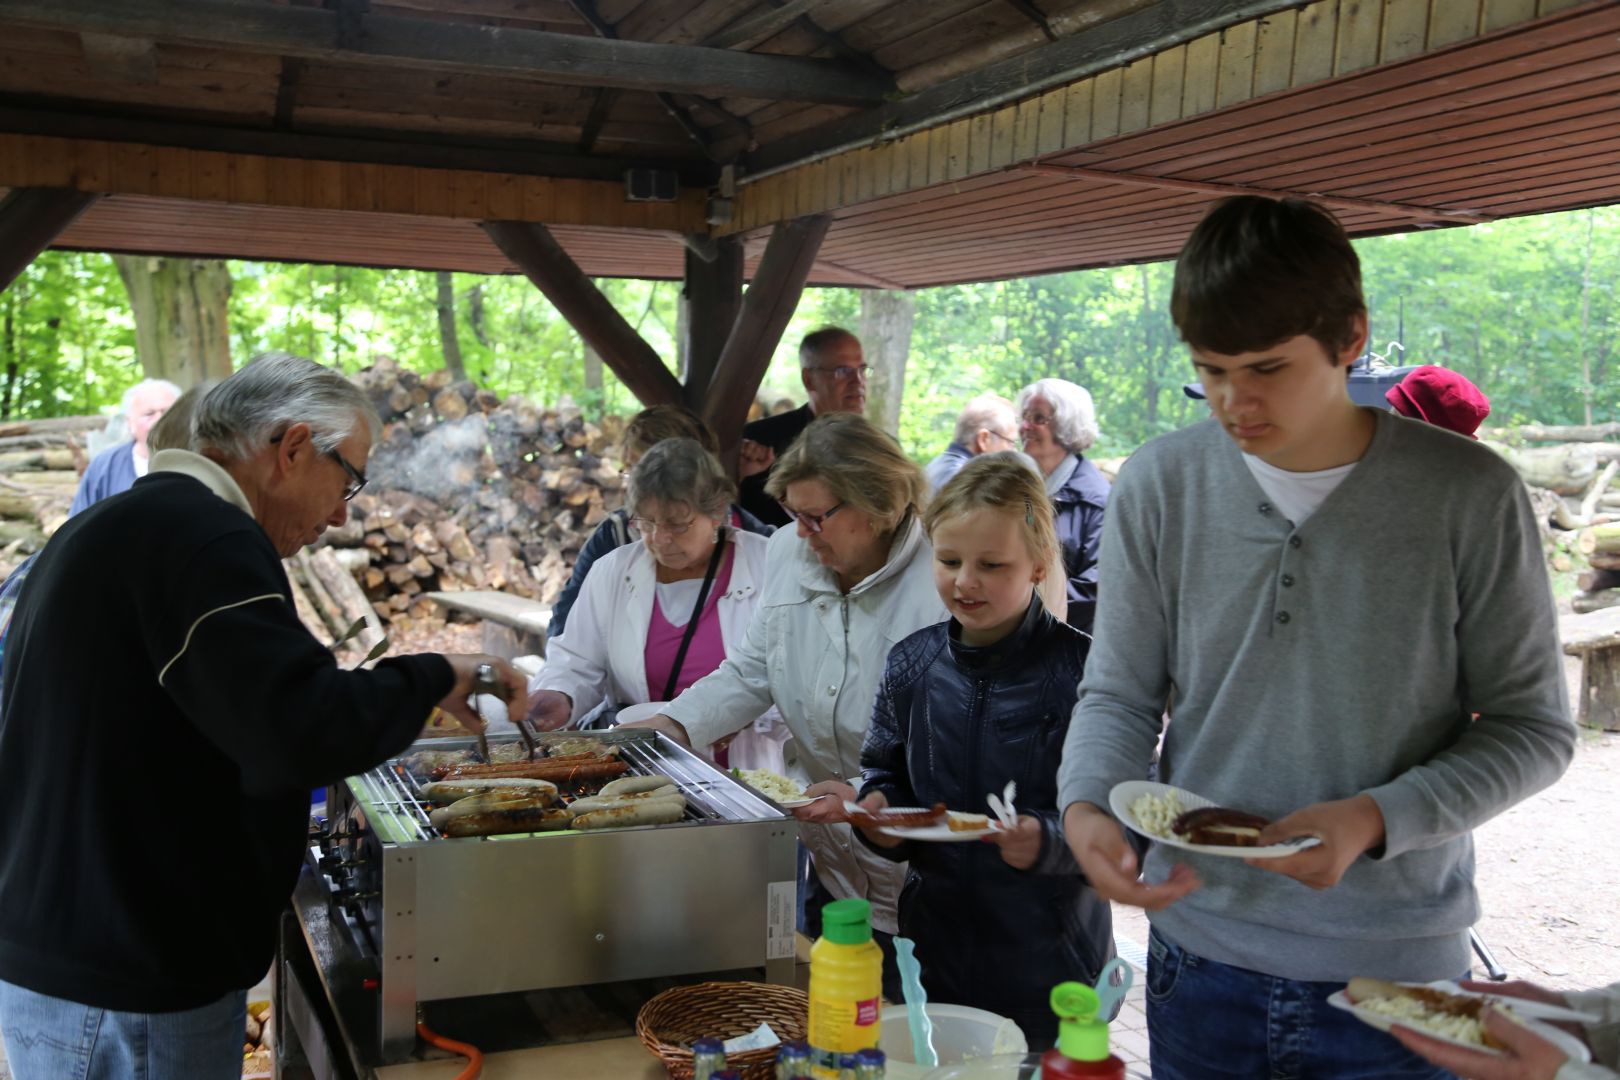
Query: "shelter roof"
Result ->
[[0, 0, 1614, 286]]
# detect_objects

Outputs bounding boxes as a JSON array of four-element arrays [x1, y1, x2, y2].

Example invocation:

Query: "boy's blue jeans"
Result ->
[[0, 978, 247, 1080], [1146, 930, 1459, 1079]]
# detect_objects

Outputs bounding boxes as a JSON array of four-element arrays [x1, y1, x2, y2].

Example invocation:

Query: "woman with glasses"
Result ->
[[524, 438, 786, 771], [546, 404, 773, 643], [624, 414, 946, 993], [1017, 378, 1111, 633]]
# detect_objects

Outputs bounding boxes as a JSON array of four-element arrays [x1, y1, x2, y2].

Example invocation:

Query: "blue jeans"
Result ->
[[0, 979, 247, 1080], [1145, 930, 1458, 1080]]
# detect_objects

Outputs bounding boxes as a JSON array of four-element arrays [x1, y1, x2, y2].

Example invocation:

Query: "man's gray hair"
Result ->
[[1018, 378, 1099, 453], [798, 326, 859, 368], [121, 378, 181, 413], [626, 437, 735, 522], [953, 393, 1016, 447], [192, 352, 380, 462]]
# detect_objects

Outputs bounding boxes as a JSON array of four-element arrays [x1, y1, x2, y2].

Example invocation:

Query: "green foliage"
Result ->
[[7, 206, 1618, 456]]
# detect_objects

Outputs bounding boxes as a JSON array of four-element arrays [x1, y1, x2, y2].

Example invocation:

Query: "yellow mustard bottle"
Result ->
[[807, 898, 883, 1080]]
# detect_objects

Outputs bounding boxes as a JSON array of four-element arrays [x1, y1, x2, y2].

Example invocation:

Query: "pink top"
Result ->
[[643, 546, 734, 703]]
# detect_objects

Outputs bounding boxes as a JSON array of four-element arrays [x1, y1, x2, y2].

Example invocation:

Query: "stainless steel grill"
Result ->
[[312, 729, 799, 1061]]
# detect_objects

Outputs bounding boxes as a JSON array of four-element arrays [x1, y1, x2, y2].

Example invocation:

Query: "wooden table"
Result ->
[[423, 590, 551, 659], [377, 1036, 665, 1078], [1561, 606, 1620, 730]]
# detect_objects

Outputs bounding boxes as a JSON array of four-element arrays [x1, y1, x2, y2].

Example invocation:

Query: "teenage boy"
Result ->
[[1058, 196, 1573, 1078]]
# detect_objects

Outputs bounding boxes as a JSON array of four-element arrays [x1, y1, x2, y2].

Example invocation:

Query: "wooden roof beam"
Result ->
[[482, 220, 684, 407], [0, 187, 101, 293], [1019, 163, 1496, 225], [745, 0, 1304, 174], [701, 214, 829, 449], [0, 0, 896, 107], [679, 235, 742, 411]]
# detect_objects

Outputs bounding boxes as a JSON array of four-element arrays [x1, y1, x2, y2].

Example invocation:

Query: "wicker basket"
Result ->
[[636, 980, 809, 1080]]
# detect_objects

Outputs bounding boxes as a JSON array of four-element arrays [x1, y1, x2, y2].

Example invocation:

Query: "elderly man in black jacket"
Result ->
[[0, 353, 525, 1080]]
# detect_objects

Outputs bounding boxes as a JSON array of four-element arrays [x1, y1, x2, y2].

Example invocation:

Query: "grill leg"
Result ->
[[379, 851, 420, 1060]]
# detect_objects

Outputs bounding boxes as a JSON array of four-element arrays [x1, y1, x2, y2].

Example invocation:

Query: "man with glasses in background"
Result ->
[[923, 393, 1021, 494], [736, 326, 868, 526]]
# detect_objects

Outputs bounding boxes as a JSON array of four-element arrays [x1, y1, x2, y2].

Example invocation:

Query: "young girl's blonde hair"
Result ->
[[924, 452, 1067, 619]]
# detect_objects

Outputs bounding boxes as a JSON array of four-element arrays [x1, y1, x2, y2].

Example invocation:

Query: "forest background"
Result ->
[[3, 203, 1615, 462]]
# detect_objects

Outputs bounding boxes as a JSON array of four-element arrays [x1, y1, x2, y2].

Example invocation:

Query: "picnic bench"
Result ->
[[1560, 606, 1620, 731], [424, 590, 550, 661]]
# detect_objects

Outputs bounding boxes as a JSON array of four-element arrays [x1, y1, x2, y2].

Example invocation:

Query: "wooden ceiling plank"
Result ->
[[839, 0, 985, 53], [1291, 0, 1340, 85], [875, 4, 1031, 74], [0, 186, 101, 291], [1148, 43, 1186, 127], [1427, 0, 1483, 47], [1215, 19, 1257, 107], [0, 0, 897, 106], [1380, 0, 1430, 63], [1482, 0, 1537, 32], [1251, 7, 1297, 96]]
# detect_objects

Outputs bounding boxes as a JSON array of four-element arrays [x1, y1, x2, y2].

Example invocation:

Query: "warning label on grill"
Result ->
[[766, 880, 795, 960]]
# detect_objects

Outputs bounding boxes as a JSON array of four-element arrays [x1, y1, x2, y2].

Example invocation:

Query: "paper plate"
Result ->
[[1327, 986, 1592, 1063], [613, 701, 670, 726], [880, 812, 1002, 842], [1108, 780, 1321, 860]]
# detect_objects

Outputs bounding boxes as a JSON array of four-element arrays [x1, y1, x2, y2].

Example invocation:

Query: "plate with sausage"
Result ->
[[1108, 780, 1321, 859], [853, 804, 1002, 842], [1327, 978, 1592, 1062]]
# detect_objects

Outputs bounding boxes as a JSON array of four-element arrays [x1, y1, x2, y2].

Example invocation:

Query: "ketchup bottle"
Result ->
[[1038, 982, 1125, 1080]]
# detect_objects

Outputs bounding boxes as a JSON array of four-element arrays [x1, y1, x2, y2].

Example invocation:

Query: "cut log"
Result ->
[[1573, 590, 1620, 615], [0, 449, 78, 473], [1490, 443, 1620, 495], [1577, 524, 1620, 556], [286, 570, 334, 646], [0, 416, 107, 438], [1578, 569, 1620, 593], [289, 550, 347, 640], [1591, 553, 1620, 571], [0, 494, 40, 521], [305, 547, 385, 656], [1484, 421, 1620, 443]]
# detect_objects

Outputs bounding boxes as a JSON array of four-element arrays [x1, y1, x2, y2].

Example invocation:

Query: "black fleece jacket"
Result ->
[[0, 470, 451, 1011]]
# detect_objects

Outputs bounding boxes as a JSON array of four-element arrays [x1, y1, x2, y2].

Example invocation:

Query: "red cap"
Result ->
[[1385, 366, 1490, 439]]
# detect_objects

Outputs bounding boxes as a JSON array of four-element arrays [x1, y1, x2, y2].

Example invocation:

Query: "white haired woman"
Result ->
[[525, 438, 786, 771], [1017, 377, 1111, 632], [624, 413, 947, 996]]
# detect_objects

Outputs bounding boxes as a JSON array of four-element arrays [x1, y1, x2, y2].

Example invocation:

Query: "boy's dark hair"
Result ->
[[1170, 196, 1366, 360]]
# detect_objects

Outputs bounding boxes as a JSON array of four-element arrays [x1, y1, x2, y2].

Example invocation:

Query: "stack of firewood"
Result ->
[[0, 415, 103, 564], [288, 358, 628, 643], [1486, 422, 1620, 613]]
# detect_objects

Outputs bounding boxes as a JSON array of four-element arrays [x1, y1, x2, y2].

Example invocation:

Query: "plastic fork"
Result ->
[[985, 780, 1018, 830]]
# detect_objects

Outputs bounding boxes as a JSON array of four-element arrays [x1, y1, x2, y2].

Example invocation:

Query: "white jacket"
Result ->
[[665, 515, 948, 934], [530, 530, 787, 769]]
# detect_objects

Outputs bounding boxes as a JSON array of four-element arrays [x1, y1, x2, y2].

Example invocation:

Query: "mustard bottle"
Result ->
[[807, 898, 883, 1080]]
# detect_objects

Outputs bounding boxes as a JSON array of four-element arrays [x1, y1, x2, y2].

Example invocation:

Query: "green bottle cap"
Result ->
[[1051, 982, 1108, 1062], [820, 898, 873, 945]]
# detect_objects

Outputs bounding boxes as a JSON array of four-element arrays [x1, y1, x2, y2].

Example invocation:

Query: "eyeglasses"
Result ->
[[986, 428, 1019, 447], [810, 364, 869, 382], [271, 433, 368, 501], [1021, 411, 1054, 427], [779, 500, 846, 534], [629, 516, 697, 538]]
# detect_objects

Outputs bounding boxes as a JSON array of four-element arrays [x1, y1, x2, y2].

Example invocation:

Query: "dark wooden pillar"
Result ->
[[0, 188, 101, 294], [680, 234, 743, 411], [481, 220, 683, 406], [700, 214, 829, 450]]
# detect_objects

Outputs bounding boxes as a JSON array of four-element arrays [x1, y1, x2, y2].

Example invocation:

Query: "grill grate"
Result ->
[[346, 730, 782, 843]]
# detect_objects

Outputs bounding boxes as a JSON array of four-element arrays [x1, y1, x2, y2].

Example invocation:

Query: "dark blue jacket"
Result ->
[[547, 503, 773, 641], [1052, 454, 1110, 633], [737, 403, 814, 527], [70, 442, 137, 516], [858, 598, 1113, 1045]]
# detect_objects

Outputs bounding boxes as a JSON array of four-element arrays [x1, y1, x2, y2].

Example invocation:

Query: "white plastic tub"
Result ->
[[877, 1004, 1030, 1080]]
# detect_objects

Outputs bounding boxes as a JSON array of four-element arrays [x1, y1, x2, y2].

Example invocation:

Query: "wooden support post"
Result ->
[[0, 188, 101, 293], [700, 214, 829, 450], [681, 235, 742, 411], [481, 220, 683, 407]]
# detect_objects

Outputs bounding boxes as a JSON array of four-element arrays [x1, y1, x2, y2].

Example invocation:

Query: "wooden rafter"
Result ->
[[746, 0, 1304, 173], [481, 220, 684, 406], [0, 0, 896, 107], [701, 214, 830, 449], [1000, 0, 1058, 42], [680, 235, 742, 410], [0, 188, 101, 293]]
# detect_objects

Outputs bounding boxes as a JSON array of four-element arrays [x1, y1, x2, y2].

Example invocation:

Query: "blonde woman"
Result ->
[[626, 414, 946, 989], [849, 452, 1111, 1047]]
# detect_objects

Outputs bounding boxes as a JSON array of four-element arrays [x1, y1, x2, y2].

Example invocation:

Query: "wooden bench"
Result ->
[[1560, 606, 1620, 730], [424, 590, 550, 660]]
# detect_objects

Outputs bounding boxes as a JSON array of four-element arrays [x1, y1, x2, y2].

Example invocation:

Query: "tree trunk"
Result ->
[[435, 271, 466, 381], [859, 289, 915, 437], [1489, 442, 1620, 495], [111, 256, 233, 388]]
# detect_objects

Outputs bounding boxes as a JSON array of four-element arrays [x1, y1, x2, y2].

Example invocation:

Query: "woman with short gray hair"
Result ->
[[1016, 377, 1111, 631], [526, 439, 785, 770]]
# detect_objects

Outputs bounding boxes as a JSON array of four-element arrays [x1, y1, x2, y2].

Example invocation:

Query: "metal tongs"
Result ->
[[470, 662, 539, 762]]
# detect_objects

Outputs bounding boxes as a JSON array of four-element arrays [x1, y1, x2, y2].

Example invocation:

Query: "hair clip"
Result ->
[[1024, 496, 1035, 526]]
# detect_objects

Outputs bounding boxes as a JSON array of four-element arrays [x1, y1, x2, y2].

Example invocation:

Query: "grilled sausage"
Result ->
[[441, 760, 630, 784], [566, 786, 680, 814], [440, 805, 573, 838], [570, 796, 687, 830], [598, 774, 676, 797], [419, 778, 559, 803], [844, 802, 948, 830], [428, 792, 552, 830], [1170, 806, 1270, 846]]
